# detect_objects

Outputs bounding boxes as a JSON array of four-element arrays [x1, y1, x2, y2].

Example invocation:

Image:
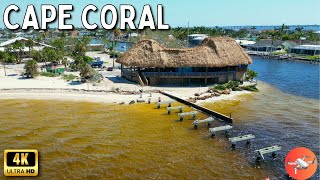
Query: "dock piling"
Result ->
[[167, 106, 184, 115], [178, 111, 198, 121], [209, 125, 233, 137], [255, 145, 281, 160], [192, 117, 215, 129]]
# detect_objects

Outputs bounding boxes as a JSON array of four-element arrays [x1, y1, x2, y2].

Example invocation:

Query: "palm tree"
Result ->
[[295, 26, 304, 44], [268, 30, 279, 46], [25, 39, 35, 58], [12, 41, 25, 64], [280, 24, 289, 35], [0, 51, 8, 76], [113, 28, 121, 38]]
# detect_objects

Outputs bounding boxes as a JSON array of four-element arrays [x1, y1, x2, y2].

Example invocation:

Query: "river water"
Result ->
[[0, 58, 319, 179]]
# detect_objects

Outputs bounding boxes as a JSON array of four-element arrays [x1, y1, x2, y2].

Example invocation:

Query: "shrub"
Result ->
[[62, 74, 78, 81], [240, 85, 259, 92], [225, 81, 240, 89], [211, 81, 241, 91], [212, 84, 227, 91], [246, 69, 258, 81], [40, 72, 58, 77], [24, 60, 38, 78]]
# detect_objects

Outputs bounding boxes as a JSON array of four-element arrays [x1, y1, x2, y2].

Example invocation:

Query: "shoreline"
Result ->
[[249, 55, 320, 63], [0, 87, 254, 105]]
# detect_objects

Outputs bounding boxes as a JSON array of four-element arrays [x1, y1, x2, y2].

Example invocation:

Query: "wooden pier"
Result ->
[[160, 91, 233, 123]]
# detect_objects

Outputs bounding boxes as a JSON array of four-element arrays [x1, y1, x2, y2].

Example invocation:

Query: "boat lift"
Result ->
[[178, 111, 198, 121], [209, 125, 233, 137], [255, 145, 281, 160], [229, 134, 255, 149], [156, 100, 175, 109], [192, 117, 215, 129], [167, 106, 184, 114]]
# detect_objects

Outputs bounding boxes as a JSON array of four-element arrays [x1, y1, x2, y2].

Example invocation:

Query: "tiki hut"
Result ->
[[116, 37, 252, 86]]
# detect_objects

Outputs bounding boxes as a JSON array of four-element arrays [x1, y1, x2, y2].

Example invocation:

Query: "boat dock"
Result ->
[[160, 91, 233, 123]]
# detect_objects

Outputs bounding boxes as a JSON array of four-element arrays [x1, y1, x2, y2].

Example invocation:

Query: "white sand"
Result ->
[[0, 53, 254, 104]]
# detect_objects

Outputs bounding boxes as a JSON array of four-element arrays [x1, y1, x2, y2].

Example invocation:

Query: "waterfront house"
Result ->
[[116, 37, 252, 86], [244, 39, 298, 53], [245, 39, 283, 52], [289, 45, 320, 56]]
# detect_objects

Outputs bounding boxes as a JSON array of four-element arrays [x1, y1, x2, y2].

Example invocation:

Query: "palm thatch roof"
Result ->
[[116, 37, 252, 68]]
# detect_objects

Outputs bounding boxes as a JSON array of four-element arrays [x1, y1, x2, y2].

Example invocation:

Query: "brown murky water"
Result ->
[[0, 83, 319, 179]]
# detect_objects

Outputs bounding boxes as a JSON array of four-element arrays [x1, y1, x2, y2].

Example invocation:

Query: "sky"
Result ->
[[0, 0, 319, 28]]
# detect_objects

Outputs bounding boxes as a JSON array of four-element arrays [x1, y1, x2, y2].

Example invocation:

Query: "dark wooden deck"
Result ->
[[160, 91, 233, 124]]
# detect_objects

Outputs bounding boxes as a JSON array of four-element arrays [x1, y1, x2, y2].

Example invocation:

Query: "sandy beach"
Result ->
[[0, 51, 254, 104]]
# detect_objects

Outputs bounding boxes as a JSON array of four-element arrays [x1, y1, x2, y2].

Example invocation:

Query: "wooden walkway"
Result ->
[[160, 91, 233, 124]]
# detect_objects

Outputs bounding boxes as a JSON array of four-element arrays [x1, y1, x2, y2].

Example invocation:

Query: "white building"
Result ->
[[0, 37, 53, 57]]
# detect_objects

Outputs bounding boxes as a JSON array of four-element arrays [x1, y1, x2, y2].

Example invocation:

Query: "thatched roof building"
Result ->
[[116, 37, 252, 68]]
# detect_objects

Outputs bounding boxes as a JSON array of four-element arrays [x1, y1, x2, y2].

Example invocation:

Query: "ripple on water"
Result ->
[[0, 85, 318, 179]]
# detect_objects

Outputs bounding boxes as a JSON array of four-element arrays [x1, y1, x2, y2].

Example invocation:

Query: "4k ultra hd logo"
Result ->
[[4, 149, 38, 176]]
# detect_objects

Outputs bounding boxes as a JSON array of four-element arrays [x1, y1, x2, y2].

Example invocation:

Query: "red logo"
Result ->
[[284, 147, 318, 180]]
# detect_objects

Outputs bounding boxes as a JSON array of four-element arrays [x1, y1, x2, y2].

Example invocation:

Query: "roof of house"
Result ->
[[282, 41, 299, 48], [116, 37, 252, 68], [251, 39, 284, 47], [291, 45, 320, 50], [235, 39, 256, 45], [0, 37, 52, 48]]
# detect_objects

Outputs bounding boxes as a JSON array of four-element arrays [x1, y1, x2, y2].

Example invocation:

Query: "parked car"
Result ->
[[107, 67, 113, 71], [89, 61, 103, 68]]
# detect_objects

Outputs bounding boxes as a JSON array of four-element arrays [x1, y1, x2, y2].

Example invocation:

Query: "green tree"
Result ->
[[31, 50, 43, 63], [295, 26, 304, 44], [0, 51, 8, 76], [280, 23, 289, 36], [12, 41, 25, 64], [42, 47, 61, 64], [79, 64, 95, 80], [25, 39, 35, 58], [268, 30, 279, 46], [246, 69, 258, 81], [74, 36, 91, 57], [24, 60, 38, 78]]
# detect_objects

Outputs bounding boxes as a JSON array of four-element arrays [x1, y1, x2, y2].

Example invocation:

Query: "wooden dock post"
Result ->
[[255, 145, 281, 160], [156, 100, 175, 109], [178, 111, 198, 121], [192, 117, 215, 129], [229, 134, 255, 149], [166, 106, 184, 115], [209, 125, 233, 138]]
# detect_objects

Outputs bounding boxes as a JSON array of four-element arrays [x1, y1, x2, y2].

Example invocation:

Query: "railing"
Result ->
[[122, 68, 138, 77], [143, 71, 235, 77]]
